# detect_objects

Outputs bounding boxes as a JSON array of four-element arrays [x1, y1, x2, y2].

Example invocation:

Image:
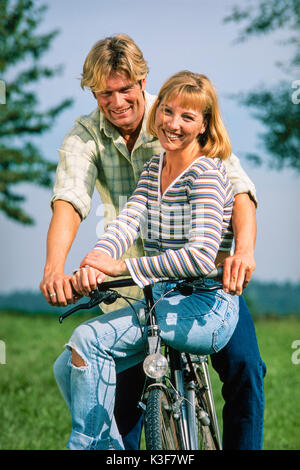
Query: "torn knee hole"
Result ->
[[71, 348, 87, 368]]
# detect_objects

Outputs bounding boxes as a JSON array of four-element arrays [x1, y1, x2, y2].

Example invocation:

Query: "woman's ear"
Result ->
[[200, 120, 207, 135]]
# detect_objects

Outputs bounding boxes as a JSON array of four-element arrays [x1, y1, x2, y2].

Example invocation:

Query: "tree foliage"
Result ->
[[0, 0, 73, 224], [224, 0, 300, 171]]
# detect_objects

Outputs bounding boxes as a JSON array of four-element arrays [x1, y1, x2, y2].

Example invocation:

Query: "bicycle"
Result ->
[[59, 269, 223, 450]]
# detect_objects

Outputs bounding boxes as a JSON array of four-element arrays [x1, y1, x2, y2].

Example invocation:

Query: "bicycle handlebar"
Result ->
[[97, 266, 223, 291], [58, 266, 223, 324]]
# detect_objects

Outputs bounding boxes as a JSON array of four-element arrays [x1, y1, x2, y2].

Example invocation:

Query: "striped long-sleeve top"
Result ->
[[94, 153, 234, 288]]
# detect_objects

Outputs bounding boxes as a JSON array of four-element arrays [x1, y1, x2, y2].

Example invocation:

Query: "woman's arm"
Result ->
[[78, 164, 232, 290], [124, 168, 232, 288]]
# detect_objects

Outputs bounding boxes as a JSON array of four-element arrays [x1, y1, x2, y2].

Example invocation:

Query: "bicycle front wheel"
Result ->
[[144, 387, 184, 450]]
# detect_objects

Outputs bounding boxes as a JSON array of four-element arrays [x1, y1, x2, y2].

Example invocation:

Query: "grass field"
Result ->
[[0, 310, 299, 450]]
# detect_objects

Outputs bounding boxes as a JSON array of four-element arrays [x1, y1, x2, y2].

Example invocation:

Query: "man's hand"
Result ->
[[40, 271, 81, 306], [220, 251, 256, 296]]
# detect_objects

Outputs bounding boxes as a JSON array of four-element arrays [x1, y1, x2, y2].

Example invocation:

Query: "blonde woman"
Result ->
[[53, 71, 240, 450]]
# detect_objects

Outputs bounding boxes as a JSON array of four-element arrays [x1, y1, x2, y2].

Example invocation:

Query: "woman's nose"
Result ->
[[166, 114, 180, 130]]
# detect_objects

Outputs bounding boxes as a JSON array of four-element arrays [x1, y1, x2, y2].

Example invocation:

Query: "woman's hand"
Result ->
[[71, 266, 106, 297], [80, 250, 129, 278]]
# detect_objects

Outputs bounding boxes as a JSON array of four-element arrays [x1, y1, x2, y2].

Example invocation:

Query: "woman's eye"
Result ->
[[183, 115, 194, 121]]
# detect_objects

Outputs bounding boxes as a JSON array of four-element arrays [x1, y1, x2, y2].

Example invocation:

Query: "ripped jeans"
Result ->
[[53, 281, 239, 450]]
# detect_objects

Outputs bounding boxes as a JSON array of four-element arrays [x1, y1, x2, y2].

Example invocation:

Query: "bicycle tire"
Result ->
[[144, 387, 184, 450]]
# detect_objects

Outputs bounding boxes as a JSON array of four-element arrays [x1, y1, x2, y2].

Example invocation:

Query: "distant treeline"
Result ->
[[243, 280, 300, 316], [0, 280, 299, 317]]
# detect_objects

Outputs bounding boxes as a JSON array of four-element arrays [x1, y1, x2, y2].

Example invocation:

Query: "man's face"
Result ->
[[94, 72, 146, 134]]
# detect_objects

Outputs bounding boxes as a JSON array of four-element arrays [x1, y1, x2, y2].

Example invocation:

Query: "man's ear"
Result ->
[[140, 78, 146, 92]]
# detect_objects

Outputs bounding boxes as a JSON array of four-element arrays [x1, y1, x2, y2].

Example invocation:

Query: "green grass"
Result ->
[[0, 311, 299, 450], [209, 315, 300, 450]]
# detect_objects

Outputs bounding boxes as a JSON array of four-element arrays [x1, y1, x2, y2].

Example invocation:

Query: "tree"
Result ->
[[224, 0, 300, 171], [0, 0, 73, 224]]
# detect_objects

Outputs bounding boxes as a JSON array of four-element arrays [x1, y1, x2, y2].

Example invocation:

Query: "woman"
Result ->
[[54, 71, 239, 450]]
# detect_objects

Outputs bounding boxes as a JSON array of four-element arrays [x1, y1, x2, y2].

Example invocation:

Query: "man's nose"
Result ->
[[111, 92, 123, 107]]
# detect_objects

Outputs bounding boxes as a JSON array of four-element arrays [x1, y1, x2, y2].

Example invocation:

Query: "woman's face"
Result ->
[[155, 97, 206, 153]]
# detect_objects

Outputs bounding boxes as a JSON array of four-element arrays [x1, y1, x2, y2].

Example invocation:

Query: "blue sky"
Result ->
[[1, 0, 300, 293]]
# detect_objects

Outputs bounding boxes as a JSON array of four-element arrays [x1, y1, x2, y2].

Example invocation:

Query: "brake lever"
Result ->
[[58, 289, 112, 323]]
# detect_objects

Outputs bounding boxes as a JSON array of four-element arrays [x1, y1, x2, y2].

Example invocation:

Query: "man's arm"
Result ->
[[40, 200, 81, 306], [222, 193, 257, 296]]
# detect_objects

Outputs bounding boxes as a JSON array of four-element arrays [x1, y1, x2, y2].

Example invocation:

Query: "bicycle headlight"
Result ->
[[143, 353, 168, 379]]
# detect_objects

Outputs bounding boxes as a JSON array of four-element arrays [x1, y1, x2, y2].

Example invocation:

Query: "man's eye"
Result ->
[[122, 86, 134, 93]]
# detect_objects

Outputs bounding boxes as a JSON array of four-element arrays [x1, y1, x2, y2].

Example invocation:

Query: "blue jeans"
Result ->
[[53, 281, 238, 450], [117, 295, 267, 450]]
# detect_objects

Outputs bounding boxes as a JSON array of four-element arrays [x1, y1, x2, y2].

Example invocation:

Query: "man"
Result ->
[[40, 34, 266, 450]]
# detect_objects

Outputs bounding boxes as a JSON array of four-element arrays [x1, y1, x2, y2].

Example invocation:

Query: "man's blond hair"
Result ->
[[81, 34, 149, 93]]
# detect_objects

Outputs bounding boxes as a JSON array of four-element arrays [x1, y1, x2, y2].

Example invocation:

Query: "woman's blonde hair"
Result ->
[[147, 71, 232, 160], [80, 34, 149, 93]]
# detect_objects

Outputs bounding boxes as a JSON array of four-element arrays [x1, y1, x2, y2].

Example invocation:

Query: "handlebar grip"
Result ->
[[97, 277, 137, 290]]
